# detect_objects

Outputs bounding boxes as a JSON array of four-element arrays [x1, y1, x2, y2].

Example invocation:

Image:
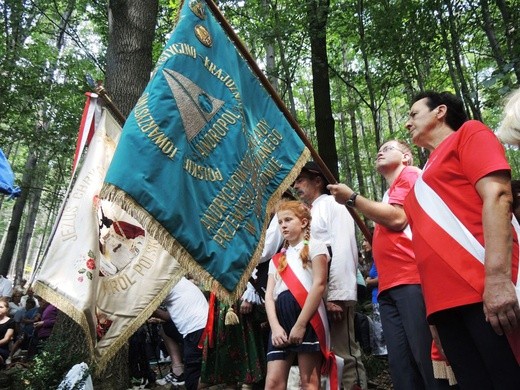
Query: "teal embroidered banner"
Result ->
[[101, 0, 309, 298]]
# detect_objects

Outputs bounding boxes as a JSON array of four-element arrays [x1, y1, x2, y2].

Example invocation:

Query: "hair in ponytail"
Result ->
[[275, 200, 312, 273], [300, 225, 311, 268], [277, 241, 290, 273]]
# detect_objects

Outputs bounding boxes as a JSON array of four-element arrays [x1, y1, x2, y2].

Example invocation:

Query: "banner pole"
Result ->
[[85, 75, 127, 126], [205, 0, 372, 242], [94, 85, 127, 126]]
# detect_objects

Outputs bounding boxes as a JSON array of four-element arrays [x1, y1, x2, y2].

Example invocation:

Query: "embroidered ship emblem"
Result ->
[[163, 68, 225, 141]]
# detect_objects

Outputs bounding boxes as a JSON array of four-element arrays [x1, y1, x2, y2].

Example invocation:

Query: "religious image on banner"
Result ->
[[100, 0, 310, 300], [34, 108, 184, 370]]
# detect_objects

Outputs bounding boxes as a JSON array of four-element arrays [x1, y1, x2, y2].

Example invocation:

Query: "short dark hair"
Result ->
[[412, 91, 468, 131]]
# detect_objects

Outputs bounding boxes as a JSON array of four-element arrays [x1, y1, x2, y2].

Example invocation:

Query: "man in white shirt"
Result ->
[[293, 161, 366, 390]]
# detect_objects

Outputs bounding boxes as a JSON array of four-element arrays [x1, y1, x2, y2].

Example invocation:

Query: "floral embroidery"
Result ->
[[78, 250, 96, 282]]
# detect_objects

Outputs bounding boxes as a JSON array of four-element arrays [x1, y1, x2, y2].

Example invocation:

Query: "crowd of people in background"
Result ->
[[0, 278, 58, 370], [1, 88, 520, 390]]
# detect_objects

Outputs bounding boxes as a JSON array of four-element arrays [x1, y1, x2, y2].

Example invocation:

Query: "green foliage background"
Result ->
[[0, 0, 518, 385]]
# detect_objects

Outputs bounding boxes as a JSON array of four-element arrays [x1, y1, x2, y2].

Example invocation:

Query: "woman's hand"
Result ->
[[289, 323, 306, 345], [271, 325, 288, 347]]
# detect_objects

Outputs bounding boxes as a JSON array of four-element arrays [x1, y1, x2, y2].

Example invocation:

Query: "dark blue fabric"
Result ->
[[183, 328, 204, 390], [266, 290, 320, 361], [369, 262, 379, 303]]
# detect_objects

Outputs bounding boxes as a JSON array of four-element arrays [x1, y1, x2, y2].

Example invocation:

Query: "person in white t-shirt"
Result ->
[[159, 277, 208, 390]]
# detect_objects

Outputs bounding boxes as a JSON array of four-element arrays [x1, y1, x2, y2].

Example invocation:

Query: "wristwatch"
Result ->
[[346, 192, 358, 208]]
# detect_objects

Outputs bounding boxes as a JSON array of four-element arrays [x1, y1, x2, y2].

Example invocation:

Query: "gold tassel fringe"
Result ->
[[34, 270, 185, 375], [432, 360, 458, 386], [224, 307, 240, 325]]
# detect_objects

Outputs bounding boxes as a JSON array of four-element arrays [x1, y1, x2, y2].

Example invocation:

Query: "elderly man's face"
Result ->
[[293, 173, 322, 205]]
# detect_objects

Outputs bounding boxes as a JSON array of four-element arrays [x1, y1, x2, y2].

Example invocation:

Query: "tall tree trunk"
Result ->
[[442, 0, 482, 120], [263, 0, 279, 93], [31, 176, 63, 279], [479, 0, 507, 70], [338, 110, 352, 184], [265, 42, 279, 91], [411, 56, 426, 93], [437, 10, 462, 98], [105, 0, 159, 116], [359, 110, 381, 198], [272, 4, 303, 119], [0, 151, 37, 276], [14, 163, 44, 285], [275, 32, 299, 118], [349, 107, 364, 195], [306, 0, 338, 178], [302, 89, 316, 143], [356, 0, 382, 148], [0, 1, 39, 119], [102, 1, 159, 387], [495, 0, 520, 83], [336, 90, 352, 184], [386, 99, 394, 135]]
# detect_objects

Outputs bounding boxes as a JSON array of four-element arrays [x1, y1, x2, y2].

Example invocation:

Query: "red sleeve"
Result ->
[[388, 166, 421, 206], [459, 121, 510, 186]]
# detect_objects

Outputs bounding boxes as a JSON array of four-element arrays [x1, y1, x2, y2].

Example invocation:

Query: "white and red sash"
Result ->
[[72, 92, 99, 176], [411, 176, 520, 362], [273, 253, 342, 390]]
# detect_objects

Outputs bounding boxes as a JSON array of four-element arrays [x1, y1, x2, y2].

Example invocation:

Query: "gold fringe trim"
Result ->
[[224, 307, 239, 326], [34, 271, 186, 375], [99, 148, 310, 304], [33, 281, 96, 361], [94, 270, 185, 374], [432, 360, 458, 386]]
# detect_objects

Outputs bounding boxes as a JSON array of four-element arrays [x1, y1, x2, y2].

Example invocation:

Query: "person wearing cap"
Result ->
[[293, 161, 367, 390], [328, 140, 451, 390], [403, 91, 520, 388]]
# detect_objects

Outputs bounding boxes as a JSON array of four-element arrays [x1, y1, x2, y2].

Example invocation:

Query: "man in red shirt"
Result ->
[[404, 91, 520, 389], [328, 140, 443, 389]]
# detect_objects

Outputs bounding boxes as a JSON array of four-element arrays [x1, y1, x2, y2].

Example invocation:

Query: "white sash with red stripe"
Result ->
[[414, 176, 520, 300], [72, 92, 99, 176], [413, 176, 520, 362], [273, 253, 342, 389]]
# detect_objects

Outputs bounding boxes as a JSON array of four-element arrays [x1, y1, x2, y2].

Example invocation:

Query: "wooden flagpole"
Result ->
[[205, 0, 372, 242], [93, 85, 126, 126], [85, 75, 127, 126]]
